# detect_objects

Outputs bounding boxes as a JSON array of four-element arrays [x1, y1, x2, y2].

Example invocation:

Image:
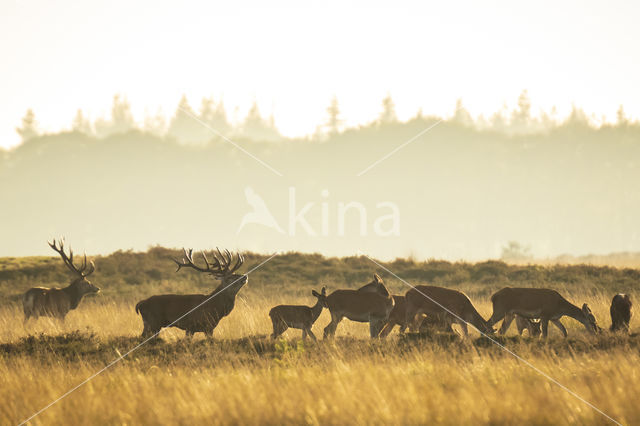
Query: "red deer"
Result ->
[[488, 287, 599, 338], [23, 239, 99, 326], [378, 295, 454, 338], [269, 287, 326, 340], [515, 316, 541, 337], [316, 274, 395, 338], [610, 294, 632, 333], [135, 248, 246, 338], [404, 286, 494, 336]]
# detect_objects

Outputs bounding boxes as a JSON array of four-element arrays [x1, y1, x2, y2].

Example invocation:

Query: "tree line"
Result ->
[[12, 91, 639, 147]]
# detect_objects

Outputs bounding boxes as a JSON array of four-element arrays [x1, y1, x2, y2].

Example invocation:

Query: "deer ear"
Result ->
[[374, 274, 383, 283], [582, 303, 592, 314], [312, 290, 320, 298], [321, 286, 326, 295]]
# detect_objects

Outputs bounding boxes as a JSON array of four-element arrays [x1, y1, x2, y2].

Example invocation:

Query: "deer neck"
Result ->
[[470, 309, 490, 332], [561, 301, 587, 325], [310, 299, 324, 322], [210, 280, 243, 300], [62, 282, 85, 310]]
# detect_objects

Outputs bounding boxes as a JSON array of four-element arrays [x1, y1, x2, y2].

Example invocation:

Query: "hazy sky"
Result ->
[[1, 0, 639, 148]]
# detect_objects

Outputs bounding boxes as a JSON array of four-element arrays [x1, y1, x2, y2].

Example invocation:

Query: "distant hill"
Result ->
[[1, 249, 638, 303], [2, 117, 640, 260]]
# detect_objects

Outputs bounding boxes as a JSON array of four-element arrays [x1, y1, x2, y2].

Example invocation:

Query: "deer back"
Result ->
[[325, 289, 393, 318]]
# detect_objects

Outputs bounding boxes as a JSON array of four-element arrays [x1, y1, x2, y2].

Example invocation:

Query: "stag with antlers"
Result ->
[[135, 248, 247, 338], [23, 239, 100, 326]]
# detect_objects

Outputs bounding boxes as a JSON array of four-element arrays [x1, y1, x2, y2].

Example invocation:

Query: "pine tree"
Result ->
[[72, 109, 92, 135], [199, 96, 231, 137], [511, 90, 532, 132], [16, 109, 39, 142], [566, 104, 589, 126], [110, 94, 135, 134], [326, 96, 343, 135], [616, 105, 628, 126], [200, 97, 215, 124], [168, 95, 204, 143], [379, 94, 397, 124], [241, 101, 281, 141], [95, 95, 135, 136], [453, 98, 472, 127], [213, 100, 231, 135]]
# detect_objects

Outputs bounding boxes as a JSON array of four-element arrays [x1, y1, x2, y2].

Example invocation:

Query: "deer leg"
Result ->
[[551, 319, 568, 338], [458, 320, 469, 337], [375, 317, 389, 337], [306, 328, 317, 341], [408, 309, 426, 333], [185, 330, 195, 338], [446, 318, 456, 334], [378, 321, 396, 338], [141, 322, 150, 338], [323, 313, 342, 339], [271, 319, 287, 339], [405, 306, 420, 333], [302, 328, 308, 340], [516, 317, 526, 336], [499, 313, 515, 335], [369, 319, 382, 338], [323, 323, 333, 339], [141, 321, 161, 339], [541, 318, 550, 338]]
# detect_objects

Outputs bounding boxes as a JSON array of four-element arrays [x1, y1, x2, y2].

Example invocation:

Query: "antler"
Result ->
[[174, 247, 244, 277], [229, 250, 245, 274], [48, 238, 95, 277], [215, 247, 244, 275]]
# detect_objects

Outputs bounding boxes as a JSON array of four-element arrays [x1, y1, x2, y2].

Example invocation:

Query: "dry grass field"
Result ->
[[1, 250, 639, 425]]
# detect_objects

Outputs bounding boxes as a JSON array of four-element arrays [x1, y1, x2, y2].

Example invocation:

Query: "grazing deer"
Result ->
[[135, 248, 247, 338], [379, 295, 454, 338], [488, 287, 599, 338], [515, 316, 542, 337], [317, 274, 395, 338], [404, 286, 494, 336], [610, 294, 632, 333], [269, 287, 326, 341], [23, 239, 99, 326]]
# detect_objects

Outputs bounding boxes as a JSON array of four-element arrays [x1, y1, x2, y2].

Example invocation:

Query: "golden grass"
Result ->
[[1, 285, 639, 425], [3, 347, 639, 425]]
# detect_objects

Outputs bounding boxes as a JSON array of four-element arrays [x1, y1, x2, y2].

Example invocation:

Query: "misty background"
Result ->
[[2, 92, 639, 260]]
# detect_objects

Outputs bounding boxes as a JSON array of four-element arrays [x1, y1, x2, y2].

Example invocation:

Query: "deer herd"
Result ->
[[22, 240, 633, 343]]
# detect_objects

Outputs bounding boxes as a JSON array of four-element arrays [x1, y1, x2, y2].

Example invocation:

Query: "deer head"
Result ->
[[49, 239, 100, 296], [357, 274, 390, 297], [529, 318, 542, 337], [312, 286, 328, 307], [581, 303, 599, 333]]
